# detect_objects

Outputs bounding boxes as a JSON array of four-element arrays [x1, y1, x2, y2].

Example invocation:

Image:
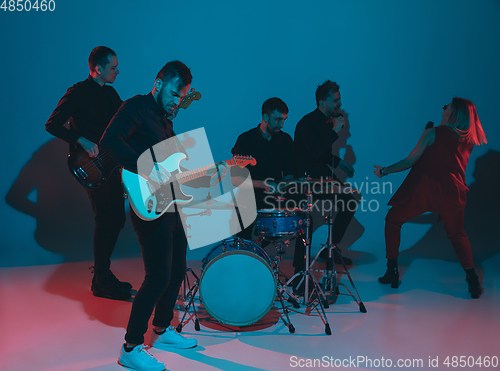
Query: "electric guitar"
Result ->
[[121, 154, 256, 221], [67, 90, 202, 189]]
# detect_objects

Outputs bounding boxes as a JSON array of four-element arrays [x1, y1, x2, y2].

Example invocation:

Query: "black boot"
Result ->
[[91, 270, 132, 301], [378, 259, 399, 288], [465, 268, 482, 299], [107, 270, 133, 291]]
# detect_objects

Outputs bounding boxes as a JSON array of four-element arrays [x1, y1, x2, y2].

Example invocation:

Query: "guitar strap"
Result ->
[[171, 130, 189, 160], [149, 147, 158, 163], [149, 144, 181, 214], [149, 147, 161, 179]]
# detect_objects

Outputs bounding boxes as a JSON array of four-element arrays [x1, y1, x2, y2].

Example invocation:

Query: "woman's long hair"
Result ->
[[447, 97, 487, 145]]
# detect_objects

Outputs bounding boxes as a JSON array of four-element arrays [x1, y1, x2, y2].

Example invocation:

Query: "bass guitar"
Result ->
[[67, 90, 202, 189], [121, 153, 256, 221]]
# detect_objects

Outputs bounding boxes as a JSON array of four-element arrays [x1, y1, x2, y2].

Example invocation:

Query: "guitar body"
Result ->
[[121, 152, 194, 221], [68, 148, 120, 189], [122, 152, 256, 221]]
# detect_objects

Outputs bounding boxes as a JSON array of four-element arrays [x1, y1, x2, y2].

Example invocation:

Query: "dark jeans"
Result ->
[[125, 211, 187, 345], [385, 205, 474, 269], [85, 171, 126, 275]]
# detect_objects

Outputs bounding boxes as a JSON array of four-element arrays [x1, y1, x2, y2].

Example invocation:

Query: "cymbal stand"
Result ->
[[310, 208, 367, 313], [286, 190, 332, 335]]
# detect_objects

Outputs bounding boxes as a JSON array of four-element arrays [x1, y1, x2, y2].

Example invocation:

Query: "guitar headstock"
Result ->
[[179, 89, 202, 110], [233, 155, 257, 167]]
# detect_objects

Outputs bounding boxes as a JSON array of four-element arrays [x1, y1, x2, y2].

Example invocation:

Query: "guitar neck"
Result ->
[[175, 159, 235, 184]]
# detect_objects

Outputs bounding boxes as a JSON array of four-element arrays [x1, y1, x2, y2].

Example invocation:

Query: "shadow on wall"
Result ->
[[398, 150, 500, 275], [329, 110, 365, 252], [5, 138, 139, 267]]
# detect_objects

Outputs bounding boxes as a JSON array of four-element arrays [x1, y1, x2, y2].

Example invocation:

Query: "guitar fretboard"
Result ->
[[175, 159, 236, 183]]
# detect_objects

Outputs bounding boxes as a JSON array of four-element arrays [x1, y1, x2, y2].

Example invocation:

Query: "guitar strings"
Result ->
[[78, 151, 114, 172], [174, 157, 248, 183], [176, 162, 225, 183]]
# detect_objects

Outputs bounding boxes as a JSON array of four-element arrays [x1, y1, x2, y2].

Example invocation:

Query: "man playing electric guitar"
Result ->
[[45, 46, 132, 301], [100, 60, 228, 371]]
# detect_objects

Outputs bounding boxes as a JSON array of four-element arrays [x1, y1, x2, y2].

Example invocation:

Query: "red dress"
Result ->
[[388, 125, 474, 213]]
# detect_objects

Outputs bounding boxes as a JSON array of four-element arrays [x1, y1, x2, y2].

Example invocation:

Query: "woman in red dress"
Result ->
[[374, 97, 487, 298]]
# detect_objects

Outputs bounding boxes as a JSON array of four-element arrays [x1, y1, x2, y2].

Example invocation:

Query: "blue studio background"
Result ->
[[1, 0, 499, 267]]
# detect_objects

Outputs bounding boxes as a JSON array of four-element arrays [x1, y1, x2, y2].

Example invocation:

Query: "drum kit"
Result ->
[[177, 177, 366, 335]]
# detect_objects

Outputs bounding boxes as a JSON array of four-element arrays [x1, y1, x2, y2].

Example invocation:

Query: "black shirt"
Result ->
[[45, 76, 122, 146], [294, 108, 340, 179], [231, 125, 294, 208], [231, 125, 294, 182], [100, 93, 209, 190], [99, 93, 178, 174]]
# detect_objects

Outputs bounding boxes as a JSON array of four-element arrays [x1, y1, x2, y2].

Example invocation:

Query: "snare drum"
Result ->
[[256, 208, 304, 237], [199, 238, 276, 326]]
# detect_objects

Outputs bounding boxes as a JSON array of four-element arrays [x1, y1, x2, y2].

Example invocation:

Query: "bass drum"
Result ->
[[199, 238, 276, 326]]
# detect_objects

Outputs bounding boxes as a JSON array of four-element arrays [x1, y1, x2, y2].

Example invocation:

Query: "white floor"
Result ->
[[1, 243, 499, 371]]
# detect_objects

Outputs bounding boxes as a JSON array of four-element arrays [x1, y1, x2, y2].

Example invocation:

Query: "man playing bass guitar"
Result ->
[[45, 46, 132, 301]]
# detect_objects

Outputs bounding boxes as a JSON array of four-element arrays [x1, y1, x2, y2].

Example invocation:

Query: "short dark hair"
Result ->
[[262, 97, 289, 116], [315, 80, 340, 106], [88, 46, 116, 71], [156, 60, 192, 88]]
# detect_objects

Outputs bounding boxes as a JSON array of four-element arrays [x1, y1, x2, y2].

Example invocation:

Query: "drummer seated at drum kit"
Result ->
[[230, 97, 310, 292], [229, 97, 356, 293]]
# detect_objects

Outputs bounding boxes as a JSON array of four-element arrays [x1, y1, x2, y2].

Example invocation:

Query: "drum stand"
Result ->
[[177, 237, 298, 333], [256, 236, 301, 333], [176, 237, 238, 332], [310, 208, 366, 313], [177, 268, 201, 332], [177, 238, 239, 333], [271, 240, 297, 333], [285, 191, 333, 335]]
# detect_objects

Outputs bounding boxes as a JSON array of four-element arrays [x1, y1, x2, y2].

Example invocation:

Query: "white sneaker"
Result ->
[[118, 344, 166, 371], [150, 326, 197, 349]]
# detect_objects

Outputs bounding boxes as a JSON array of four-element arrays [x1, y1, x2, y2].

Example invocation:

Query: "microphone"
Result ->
[[333, 112, 345, 129], [425, 121, 434, 129]]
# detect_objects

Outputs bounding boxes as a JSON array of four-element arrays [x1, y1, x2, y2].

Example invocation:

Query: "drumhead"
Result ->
[[200, 249, 276, 326]]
